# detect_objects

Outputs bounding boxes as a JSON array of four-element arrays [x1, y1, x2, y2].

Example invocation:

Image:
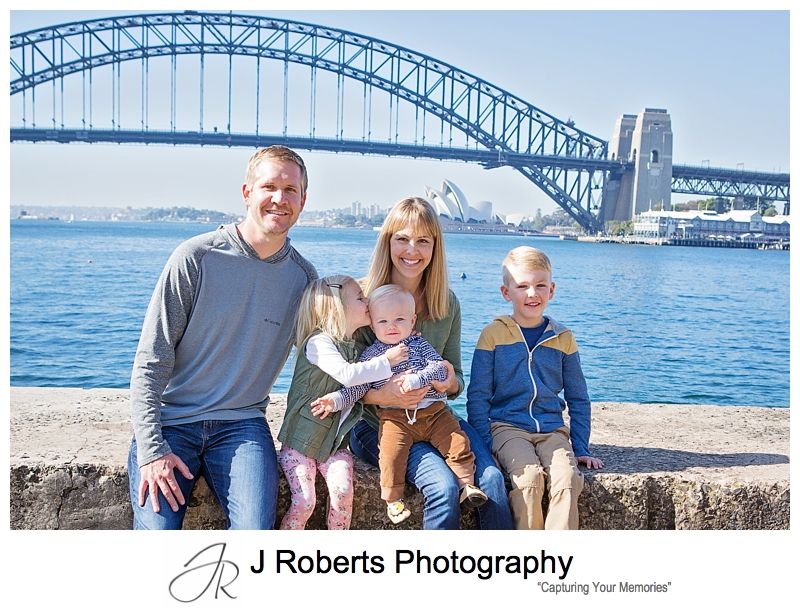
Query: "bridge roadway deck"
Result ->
[[11, 127, 789, 195]]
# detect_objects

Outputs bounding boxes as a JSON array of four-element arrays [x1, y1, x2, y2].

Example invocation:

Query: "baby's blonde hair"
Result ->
[[502, 246, 552, 285], [368, 284, 415, 315], [295, 274, 356, 346]]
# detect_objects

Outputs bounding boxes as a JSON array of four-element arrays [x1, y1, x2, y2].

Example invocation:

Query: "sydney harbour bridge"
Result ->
[[9, 12, 790, 233]]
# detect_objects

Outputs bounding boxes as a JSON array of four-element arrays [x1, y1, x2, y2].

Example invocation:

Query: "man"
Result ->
[[127, 146, 317, 529]]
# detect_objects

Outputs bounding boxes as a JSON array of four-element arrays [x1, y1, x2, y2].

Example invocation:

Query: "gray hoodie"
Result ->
[[130, 223, 317, 466]]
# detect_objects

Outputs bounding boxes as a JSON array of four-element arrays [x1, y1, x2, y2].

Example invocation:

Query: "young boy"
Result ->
[[311, 284, 487, 524], [466, 246, 603, 530]]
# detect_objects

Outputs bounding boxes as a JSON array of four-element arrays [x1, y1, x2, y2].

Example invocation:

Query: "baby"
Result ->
[[311, 284, 487, 524]]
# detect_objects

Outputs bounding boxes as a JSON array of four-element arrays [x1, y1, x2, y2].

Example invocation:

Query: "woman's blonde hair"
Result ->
[[365, 197, 449, 320], [294, 274, 355, 346]]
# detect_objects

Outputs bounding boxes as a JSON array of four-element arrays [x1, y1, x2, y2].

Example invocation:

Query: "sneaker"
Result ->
[[386, 499, 411, 524], [459, 484, 488, 508]]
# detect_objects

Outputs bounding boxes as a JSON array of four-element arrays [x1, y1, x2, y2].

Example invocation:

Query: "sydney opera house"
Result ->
[[424, 180, 526, 231]]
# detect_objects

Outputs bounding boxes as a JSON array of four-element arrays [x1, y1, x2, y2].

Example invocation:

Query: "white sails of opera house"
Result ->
[[425, 180, 523, 227]]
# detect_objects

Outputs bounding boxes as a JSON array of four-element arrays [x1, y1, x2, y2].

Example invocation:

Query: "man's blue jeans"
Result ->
[[128, 417, 278, 530], [349, 418, 513, 529]]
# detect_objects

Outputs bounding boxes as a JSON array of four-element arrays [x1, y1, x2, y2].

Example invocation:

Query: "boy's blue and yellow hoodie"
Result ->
[[466, 315, 592, 458]]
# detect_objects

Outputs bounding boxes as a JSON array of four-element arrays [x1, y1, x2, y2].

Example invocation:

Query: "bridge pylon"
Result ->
[[601, 108, 674, 222]]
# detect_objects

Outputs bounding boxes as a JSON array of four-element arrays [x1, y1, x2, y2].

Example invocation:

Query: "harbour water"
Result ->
[[10, 220, 790, 413]]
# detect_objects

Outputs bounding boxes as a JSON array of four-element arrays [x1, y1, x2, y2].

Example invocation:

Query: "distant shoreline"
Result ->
[[14, 218, 791, 248], [11, 216, 566, 238]]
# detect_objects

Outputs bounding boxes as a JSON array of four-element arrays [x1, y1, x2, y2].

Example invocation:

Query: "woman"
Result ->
[[349, 197, 513, 529]]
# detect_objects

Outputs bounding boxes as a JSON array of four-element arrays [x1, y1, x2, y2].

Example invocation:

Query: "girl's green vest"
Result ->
[[277, 334, 363, 462]]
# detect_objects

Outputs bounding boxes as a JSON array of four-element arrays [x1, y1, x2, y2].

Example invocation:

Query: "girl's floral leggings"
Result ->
[[277, 446, 354, 530]]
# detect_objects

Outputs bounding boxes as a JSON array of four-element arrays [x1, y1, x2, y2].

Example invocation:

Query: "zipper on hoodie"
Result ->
[[513, 318, 568, 433], [513, 321, 541, 432]]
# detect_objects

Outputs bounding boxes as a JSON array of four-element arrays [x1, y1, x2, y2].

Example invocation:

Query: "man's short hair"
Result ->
[[368, 284, 415, 313], [502, 246, 552, 285], [244, 145, 308, 193]]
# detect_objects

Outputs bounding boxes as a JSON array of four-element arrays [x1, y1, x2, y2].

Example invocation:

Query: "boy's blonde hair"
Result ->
[[502, 246, 552, 285], [365, 197, 449, 320], [295, 274, 355, 346], [368, 284, 415, 315]]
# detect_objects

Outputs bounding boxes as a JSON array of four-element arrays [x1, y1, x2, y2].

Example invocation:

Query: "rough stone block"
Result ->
[[10, 388, 789, 530]]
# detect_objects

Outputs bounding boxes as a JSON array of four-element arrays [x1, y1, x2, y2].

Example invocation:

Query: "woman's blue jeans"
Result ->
[[128, 417, 278, 530], [349, 418, 513, 529]]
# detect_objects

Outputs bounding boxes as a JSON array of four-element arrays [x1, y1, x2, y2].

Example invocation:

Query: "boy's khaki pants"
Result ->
[[491, 422, 584, 530]]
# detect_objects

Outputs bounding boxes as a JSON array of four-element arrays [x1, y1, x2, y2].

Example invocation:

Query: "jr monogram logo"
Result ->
[[169, 543, 240, 603]]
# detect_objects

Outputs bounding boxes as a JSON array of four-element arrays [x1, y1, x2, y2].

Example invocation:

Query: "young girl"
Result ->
[[276, 274, 407, 529]]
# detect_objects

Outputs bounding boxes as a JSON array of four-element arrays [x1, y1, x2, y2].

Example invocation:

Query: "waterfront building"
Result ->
[[424, 179, 505, 224], [505, 213, 527, 227], [633, 209, 790, 242]]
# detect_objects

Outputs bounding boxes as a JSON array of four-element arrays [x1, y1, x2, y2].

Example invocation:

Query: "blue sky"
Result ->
[[8, 8, 790, 217]]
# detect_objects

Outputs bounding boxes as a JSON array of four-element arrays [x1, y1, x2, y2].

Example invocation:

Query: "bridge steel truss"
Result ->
[[9, 12, 789, 231], [672, 164, 790, 212], [10, 11, 609, 232]]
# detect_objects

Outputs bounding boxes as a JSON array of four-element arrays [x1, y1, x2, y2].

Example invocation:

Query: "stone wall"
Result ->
[[9, 388, 790, 529]]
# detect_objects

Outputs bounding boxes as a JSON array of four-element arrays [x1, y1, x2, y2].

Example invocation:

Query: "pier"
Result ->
[[667, 237, 789, 250], [577, 235, 790, 250]]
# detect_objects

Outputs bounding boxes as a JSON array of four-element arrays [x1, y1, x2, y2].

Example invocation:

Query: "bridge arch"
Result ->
[[11, 13, 605, 154], [14, 12, 788, 229], [11, 11, 610, 231]]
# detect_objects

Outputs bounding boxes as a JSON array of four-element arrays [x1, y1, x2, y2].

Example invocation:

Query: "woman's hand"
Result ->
[[365, 375, 427, 408], [430, 360, 458, 395]]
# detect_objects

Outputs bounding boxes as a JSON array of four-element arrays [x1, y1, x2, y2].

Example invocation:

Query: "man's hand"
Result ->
[[138, 452, 194, 513], [367, 374, 427, 407], [577, 455, 604, 469], [430, 360, 457, 395], [310, 395, 337, 419]]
